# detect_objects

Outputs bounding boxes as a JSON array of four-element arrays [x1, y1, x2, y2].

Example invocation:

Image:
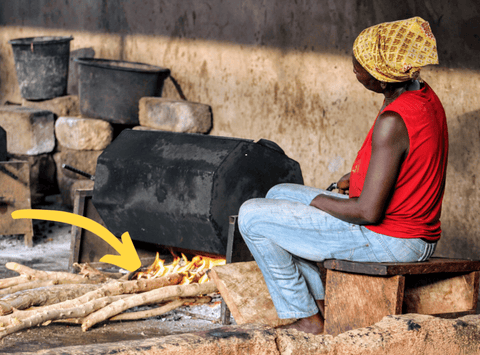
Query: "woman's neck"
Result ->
[[383, 80, 419, 106]]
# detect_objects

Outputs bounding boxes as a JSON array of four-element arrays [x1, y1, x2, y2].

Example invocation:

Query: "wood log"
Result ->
[[5, 262, 92, 283], [0, 276, 31, 290], [208, 261, 295, 327], [0, 278, 97, 297], [0, 283, 100, 315], [71, 263, 113, 282], [82, 281, 218, 331], [0, 273, 183, 326], [0, 295, 127, 339]]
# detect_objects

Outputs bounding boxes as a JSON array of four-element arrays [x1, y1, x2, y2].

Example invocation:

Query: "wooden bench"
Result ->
[[323, 258, 480, 336]]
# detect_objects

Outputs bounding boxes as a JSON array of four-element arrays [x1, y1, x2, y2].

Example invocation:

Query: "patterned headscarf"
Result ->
[[353, 17, 439, 83]]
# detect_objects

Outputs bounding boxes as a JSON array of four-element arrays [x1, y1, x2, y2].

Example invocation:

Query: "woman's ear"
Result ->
[[380, 82, 387, 90], [411, 71, 420, 80]]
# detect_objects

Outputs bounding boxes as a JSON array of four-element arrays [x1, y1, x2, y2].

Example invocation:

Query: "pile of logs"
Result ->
[[0, 262, 218, 339]]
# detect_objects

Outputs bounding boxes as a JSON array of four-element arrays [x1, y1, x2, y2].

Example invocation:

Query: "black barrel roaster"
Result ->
[[92, 130, 304, 256]]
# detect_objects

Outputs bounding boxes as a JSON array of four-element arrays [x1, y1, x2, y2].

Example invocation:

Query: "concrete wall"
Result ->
[[0, 0, 479, 259]]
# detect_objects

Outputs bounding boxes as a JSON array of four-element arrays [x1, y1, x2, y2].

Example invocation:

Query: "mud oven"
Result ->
[[70, 129, 303, 270]]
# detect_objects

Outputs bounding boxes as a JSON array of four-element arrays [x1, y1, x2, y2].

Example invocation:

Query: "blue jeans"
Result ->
[[238, 183, 437, 319]]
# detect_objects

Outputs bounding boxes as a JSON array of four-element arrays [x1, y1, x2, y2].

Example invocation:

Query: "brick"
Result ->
[[0, 106, 55, 155], [139, 97, 212, 133], [53, 149, 102, 206], [55, 116, 113, 151], [22, 95, 80, 117]]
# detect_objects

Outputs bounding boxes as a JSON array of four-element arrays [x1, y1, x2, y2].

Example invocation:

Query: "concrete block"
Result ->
[[276, 329, 333, 355], [31, 324, 278, 355], [332, 314, 480, 355], [55, 116, 113, 151], [139, 97, 212, 133], [53, 149, 102, 206], [0, 106, 55, 155], [22, 95, 80, 117]]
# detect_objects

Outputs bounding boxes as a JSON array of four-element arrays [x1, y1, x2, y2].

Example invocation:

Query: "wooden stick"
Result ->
[[109, 296, 212, 321], [0, 276, 31, 290], [0, 295, 127, 339], [0, 283, 100, 315], [0, 273, 184, 324], [5, 262, 91, 283], [0, 278, 96, 297], [82, 281, 218, 331], [73, 263, 122, 281]]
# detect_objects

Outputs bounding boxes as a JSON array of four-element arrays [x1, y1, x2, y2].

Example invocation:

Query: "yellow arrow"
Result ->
[[11, 209, 141, 272]]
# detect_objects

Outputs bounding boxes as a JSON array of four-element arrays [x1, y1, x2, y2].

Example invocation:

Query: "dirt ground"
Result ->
[[0, 196, 231, 353]]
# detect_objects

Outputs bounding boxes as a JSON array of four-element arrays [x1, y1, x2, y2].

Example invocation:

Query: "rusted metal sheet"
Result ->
[[69, 189, 157, 271], [323, 257, 480, 276], [403, 271, 480, 315], [0, 127, 6, 161], [324, 270, 405, 336], [92, 130, 303, 256], [0, 161, 33, 247]]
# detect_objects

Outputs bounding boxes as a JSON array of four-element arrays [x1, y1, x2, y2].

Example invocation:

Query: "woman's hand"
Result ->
[[337, 173, 350, 194]]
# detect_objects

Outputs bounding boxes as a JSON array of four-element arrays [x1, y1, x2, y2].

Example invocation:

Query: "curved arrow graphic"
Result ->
[[11, 209, 141, 272]]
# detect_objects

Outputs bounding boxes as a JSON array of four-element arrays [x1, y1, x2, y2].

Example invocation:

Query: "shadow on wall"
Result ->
[[1, 0, 480, 70], [438, 109, 480, 259]]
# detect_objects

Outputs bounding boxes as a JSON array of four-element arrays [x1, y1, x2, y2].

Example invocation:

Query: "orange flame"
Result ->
[[135, 252, 226, 284]]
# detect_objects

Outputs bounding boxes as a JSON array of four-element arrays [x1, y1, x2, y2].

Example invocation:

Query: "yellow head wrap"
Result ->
[[353, 17, 439, 83]]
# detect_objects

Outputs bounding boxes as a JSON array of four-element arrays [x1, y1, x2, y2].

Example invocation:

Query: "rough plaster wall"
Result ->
[[0, 0, 479, 259]]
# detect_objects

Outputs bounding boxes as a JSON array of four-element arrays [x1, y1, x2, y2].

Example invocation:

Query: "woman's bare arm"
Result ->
[[310, 111, 409, 224]]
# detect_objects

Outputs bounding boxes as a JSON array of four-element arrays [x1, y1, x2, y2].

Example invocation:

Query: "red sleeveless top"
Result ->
[[349, 82, 448, 240]]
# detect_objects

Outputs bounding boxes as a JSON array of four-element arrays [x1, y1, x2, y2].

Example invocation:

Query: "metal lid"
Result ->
[[74, 58, 170, 74]]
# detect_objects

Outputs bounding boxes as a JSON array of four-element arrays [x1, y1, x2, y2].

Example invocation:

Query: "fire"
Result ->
[[135, 252, 226, 285]]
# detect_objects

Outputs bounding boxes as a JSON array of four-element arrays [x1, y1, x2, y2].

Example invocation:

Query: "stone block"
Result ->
[[0, 106, 55, 155], [53, 149, 102, 206], [139, 97, 212, 133], [22, 95, 80, 117], [132, 125, 162, 131], [55, 116, 113, 151], [11, 153, 59, 205]]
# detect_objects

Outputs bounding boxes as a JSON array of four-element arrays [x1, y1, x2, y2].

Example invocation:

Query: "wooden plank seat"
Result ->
[[323, 257, 480, 336]]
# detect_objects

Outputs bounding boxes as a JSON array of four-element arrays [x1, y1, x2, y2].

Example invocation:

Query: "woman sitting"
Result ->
[[238, 17, 448, 335]]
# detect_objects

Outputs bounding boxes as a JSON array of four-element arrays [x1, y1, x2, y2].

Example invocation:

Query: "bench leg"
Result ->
[[324, 270, 405, 336]]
